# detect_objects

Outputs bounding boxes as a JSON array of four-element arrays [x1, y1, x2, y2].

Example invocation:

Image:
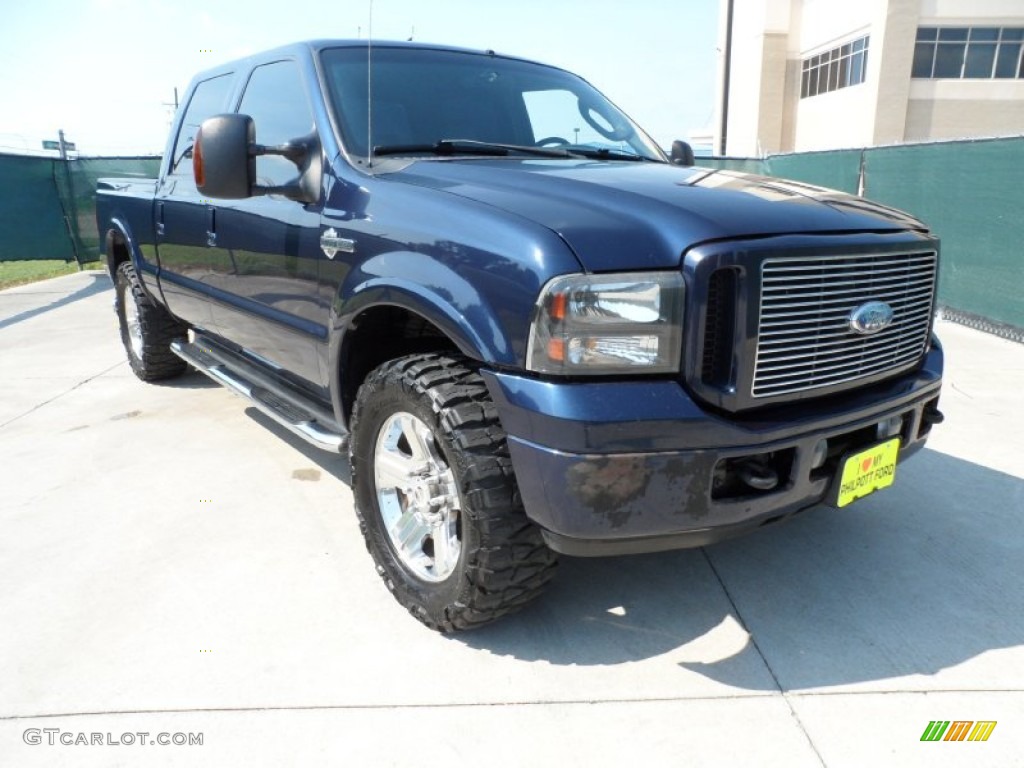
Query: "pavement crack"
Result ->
[[5, 688, 1022, 722], [701, 548, 827, 768], [0, 361, 125, 429]]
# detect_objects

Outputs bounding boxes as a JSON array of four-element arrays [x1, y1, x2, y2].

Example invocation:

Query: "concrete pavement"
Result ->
[[1, 271, 1022, 766]]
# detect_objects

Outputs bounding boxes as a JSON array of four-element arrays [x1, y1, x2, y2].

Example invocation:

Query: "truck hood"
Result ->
[[388, 159, 925, 271]]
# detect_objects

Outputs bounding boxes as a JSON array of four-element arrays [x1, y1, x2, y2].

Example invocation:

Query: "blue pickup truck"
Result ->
[[96, 40, 944, 630]]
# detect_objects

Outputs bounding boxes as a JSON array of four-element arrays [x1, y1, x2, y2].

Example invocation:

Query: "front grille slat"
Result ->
[[756, 321, 932, 364], [752, 251, 937, 398], [761, 255, 936, 273], [759, 286, 935, 313]]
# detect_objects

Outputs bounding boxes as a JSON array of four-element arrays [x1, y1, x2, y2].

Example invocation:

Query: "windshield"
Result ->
[[320, 46, 665, 163]]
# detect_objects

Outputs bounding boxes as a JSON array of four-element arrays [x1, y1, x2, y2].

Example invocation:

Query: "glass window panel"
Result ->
[[854, 37, 865, 52], [851, 51, 865, 84], [170, 73, 235, 178], [831, 48, 840, 61], [939, 28, 969, 41], [994, 43, 1021, 77], [828, 60, 840, 91], [912, 42, 935, 77], [934, 43, 965, 77], [239, 61, 314, 187], [970, 28, 999, 41], [839, 55, 850, 87], [801, 69, 809, 98], [810, 67, 819, 96], [1002, 28, 1024, 41], [842, 43, 852, 57], [964, 43, 997, 77], [917, 27, 938, 42]]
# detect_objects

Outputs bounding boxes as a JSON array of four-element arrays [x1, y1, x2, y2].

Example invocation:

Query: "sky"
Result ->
[[0, 0, 720, 156]]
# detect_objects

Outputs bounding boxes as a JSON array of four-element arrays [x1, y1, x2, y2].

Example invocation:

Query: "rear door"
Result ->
[[205, 59, 327, 390], [155, 73, 235, 328]]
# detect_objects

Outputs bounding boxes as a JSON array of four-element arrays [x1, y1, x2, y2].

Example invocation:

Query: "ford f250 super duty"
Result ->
[[96, 40, 944, 630]]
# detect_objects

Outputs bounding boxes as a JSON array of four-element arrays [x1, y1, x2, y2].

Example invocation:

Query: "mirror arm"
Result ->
[[248, 135, 320, 203], [251, 141, 308, 164]]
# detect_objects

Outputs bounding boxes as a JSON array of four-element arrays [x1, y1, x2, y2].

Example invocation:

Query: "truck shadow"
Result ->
[[242, 406, 352, 485], [456, 448, 1024, 692], [0, 272, 110, 331]]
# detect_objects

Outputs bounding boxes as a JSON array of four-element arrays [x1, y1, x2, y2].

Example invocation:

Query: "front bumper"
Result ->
[[483, 341, 944, 556]]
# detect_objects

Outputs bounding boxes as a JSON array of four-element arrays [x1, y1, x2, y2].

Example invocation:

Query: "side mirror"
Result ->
[[194, 114, 255, 198], [194, 113, 320, 203], [670, 140, 696, 167]]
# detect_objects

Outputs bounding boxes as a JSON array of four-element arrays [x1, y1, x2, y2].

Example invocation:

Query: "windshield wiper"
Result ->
[[565, 147, 657, 162], [373, 139, 573, 159]]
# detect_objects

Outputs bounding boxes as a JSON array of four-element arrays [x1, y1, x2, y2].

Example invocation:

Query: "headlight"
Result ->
[[526, 272, 684, 375]]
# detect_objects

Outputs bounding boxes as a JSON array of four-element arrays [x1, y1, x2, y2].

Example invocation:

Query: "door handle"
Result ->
[[206, 207, 216, 247], [156, 201, 165, 236]]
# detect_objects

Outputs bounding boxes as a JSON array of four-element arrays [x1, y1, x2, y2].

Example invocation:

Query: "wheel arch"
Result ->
[[329, 249, 524, 426], [102, 218, 143, 279], [333, 298, 473, 426]]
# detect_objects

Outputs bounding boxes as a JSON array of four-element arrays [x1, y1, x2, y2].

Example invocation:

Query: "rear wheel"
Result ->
[[350, 353, 557, 631], [114, 261, 187, 381]]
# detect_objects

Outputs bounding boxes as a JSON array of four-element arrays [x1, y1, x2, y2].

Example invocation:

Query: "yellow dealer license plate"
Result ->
[[834, 438, 901, 508]]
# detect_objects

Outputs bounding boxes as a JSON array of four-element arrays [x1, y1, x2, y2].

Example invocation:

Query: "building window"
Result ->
[[801, 36, 869, 99], [913, 27, 1024, 79]]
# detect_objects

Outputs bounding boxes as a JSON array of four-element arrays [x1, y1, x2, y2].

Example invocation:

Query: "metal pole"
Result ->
[[58, 129, 83, 269], [719, 0, 735, 156]]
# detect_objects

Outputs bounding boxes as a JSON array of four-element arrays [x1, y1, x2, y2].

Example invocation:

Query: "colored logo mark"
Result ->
[[920, 720, 997, 742]]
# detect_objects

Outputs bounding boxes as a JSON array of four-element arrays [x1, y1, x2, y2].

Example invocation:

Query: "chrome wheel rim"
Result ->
[[124, 293, 144, 359], [373, 411, 461, 582]]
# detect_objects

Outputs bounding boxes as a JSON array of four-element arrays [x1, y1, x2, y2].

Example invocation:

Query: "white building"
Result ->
[[715, 0, 1024, 155]]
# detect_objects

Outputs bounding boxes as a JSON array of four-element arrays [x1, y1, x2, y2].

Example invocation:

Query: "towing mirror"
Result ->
[[194, 113, 320, 203], [670, 140, 696, 167], [194, 114, 255, 199]]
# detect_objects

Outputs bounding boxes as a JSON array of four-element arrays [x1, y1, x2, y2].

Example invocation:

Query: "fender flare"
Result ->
[[328, 251, 520, 422]]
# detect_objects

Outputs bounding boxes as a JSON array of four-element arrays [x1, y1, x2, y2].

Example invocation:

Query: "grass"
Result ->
[[0, 260, 105, 291]]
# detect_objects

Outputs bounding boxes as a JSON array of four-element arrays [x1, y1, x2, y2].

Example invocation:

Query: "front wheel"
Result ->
[[350, 354, 557, 631]]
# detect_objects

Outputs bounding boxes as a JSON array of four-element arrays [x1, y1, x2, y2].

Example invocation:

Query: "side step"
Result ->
[[171, 338, 348, 453]]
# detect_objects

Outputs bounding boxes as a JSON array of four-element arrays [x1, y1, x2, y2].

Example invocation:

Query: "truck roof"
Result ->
[[189, 39, 549, 82]]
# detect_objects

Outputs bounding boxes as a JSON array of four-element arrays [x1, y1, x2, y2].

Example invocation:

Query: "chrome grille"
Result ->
[[753, 251, 937, 398]]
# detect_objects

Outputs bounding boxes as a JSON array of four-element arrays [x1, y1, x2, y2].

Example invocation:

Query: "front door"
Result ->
[[206, 59, 328, 392]]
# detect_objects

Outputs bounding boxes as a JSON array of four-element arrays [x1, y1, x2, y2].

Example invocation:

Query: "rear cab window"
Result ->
[[169, 73, 235, 185]]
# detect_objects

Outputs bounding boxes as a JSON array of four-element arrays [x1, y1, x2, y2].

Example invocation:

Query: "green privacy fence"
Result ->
[[0, 154, 160, 262], [702, 136, 1024, 334]]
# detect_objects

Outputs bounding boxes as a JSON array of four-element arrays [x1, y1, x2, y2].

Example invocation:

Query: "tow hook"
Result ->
[[922, 406, 945, 426], [738, 461, 779, 491]]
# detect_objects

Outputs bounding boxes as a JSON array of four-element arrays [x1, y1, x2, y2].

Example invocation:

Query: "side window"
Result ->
[[170, 74, 234, 180], [238, 60, 314, 187]]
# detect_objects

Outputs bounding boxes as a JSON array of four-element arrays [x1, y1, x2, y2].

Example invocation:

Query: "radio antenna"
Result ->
[[366, 0, 374, 167]]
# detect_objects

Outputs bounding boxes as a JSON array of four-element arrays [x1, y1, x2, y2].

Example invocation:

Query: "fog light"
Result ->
[[877, 415, 903, 440], [811, 439, 828, 470]]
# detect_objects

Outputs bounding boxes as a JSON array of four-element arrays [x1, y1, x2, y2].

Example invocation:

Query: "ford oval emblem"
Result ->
[[849, 301, 894, 335]]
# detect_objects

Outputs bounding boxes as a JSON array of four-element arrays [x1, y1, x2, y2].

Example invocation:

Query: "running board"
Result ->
[[170, 339, 348, 453]]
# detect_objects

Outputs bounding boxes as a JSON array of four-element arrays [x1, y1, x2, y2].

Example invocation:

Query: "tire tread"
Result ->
[[351, 353, 557, 631]]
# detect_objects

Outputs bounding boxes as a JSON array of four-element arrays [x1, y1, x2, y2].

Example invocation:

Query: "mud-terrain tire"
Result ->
[[114, 261, 188, 381], [350, 353, 557, 631]]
